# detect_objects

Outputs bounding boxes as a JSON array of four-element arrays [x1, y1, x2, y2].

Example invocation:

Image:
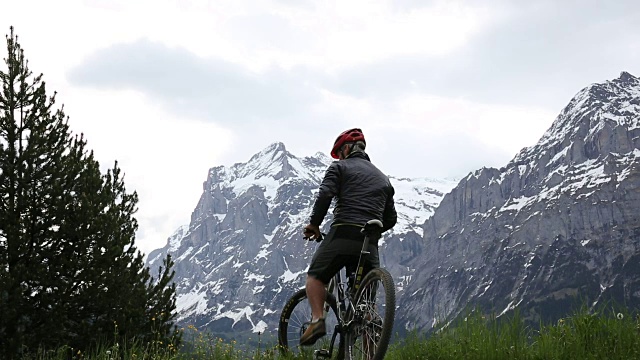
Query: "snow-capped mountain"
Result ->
[[399, 71, 640, 331], [147, 71, 640, 337], [145, 142, 458, 336]]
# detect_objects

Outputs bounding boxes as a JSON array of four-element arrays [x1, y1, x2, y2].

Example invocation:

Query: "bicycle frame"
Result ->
[[319, 223, 383, 358]]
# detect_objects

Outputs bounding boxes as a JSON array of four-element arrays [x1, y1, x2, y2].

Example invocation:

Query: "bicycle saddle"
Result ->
[[362, 219, 383, 233]]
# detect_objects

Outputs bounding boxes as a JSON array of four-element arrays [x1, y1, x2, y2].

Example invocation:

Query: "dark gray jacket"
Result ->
[[310, 151, 397, 232]]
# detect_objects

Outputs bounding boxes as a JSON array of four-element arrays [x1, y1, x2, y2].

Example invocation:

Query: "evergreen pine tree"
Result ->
[[0, 27, 180, 357]]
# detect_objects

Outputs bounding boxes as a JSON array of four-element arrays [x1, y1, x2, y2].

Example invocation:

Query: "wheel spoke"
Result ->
[[345, 268, 395, 360], [278, 289, 343, 358]]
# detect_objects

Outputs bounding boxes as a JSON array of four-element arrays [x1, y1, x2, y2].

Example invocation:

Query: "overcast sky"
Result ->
[[2, 0, 639, 256]]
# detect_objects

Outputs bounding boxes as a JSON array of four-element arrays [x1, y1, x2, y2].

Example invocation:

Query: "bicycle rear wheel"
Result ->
[[278, 288, 344, 359], [345, 268, 395, 360]]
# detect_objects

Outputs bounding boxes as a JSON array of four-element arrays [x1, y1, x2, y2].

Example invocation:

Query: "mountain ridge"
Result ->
[[146, 71, 640, 337], [146, 142, 458, 335]]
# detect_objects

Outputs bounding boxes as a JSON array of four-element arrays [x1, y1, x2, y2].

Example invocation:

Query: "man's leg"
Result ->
[[300, 275, 328, 345], [306, 275, 326, 321], [301, 239, 339, 346]]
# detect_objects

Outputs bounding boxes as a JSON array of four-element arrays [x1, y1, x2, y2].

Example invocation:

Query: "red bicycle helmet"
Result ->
[[331, 128, 366, 159]]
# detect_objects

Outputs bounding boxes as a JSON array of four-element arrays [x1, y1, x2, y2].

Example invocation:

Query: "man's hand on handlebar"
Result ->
[[303, 224, 322, 242]]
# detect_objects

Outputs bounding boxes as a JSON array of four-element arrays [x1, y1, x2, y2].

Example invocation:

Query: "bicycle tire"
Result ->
[[278, 288, 345, 359], [344, 268, 395, 360]]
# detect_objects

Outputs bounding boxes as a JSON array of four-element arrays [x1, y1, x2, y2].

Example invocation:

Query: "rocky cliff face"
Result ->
[[146, 142, 458, 336], [399, 71, 640, 331]]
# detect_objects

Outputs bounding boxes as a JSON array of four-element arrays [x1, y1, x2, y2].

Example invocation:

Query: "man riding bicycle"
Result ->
[[301, 128, 397, 346]]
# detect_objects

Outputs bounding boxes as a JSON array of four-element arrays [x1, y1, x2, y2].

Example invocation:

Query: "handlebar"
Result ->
[[303, 231, 326, 242]]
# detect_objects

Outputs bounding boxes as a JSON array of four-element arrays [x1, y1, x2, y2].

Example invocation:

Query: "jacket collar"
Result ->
[[346, 150, 371, 162]]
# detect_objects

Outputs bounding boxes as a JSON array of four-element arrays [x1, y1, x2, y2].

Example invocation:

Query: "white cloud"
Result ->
[[63, 88, 234, 255], [8, 0, 492, 72], [308, 91, 554, 178], [391, 94, 554, 152], [268, 0, 495, 69]]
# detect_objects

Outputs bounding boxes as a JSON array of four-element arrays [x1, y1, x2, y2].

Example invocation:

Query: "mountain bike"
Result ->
[[278, 219, 396, 360]]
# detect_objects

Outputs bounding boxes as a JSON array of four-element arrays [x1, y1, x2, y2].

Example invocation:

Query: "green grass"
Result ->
[[385, 306, 640, 360], [16, 306, 640, 359]]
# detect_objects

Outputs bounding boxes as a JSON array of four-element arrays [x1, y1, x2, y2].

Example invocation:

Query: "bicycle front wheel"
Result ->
[[345, 268, 396, 360], [278, 288, 344, 359]]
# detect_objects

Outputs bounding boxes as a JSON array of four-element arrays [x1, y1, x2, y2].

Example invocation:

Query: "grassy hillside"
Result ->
[[18, 306, 640, 359]]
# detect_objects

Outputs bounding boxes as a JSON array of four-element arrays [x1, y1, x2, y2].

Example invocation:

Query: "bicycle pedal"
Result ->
[[313, 349, 330, 359]]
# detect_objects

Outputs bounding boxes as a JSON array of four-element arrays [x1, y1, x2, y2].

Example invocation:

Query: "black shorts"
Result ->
[[307, 225, 380, 284]]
